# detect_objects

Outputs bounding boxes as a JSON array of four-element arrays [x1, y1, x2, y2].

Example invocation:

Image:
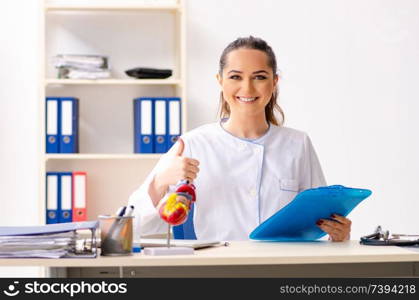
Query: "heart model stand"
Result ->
[[143, 180, 196, 256]]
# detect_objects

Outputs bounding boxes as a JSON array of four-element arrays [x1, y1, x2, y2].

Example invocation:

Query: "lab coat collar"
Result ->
[[218, 118, 273, 145]]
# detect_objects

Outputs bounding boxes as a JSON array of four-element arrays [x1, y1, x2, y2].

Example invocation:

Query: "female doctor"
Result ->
[[128, 36, 351, 242]]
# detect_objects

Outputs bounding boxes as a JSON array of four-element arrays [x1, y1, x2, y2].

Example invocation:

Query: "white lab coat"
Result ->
[[128, 122, 326, 240]]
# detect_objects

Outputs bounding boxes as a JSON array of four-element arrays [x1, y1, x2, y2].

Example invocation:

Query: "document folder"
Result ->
[[46, 172, 59, 224], [249, 185, 372, 241], [0, 221, 98, 236], [46, 97, 60, 153], [134, 97, 154, 153], [154, 98, 167, 153], [59, 172, 73, 223], [60, 97, 79, 153], [166, 97, 181, 150], [72, 171, 87, 222]]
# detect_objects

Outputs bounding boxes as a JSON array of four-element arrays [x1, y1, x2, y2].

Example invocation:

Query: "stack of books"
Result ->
[[53, 54, 110, 79]]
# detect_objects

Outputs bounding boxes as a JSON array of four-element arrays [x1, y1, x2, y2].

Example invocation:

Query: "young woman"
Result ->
[[129, 36, 351, 241]]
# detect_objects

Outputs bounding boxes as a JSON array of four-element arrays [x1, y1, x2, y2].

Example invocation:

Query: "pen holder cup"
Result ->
[[98, 215, 134, 256]]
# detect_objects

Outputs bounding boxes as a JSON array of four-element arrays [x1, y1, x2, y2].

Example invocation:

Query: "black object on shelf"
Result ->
[[125, 67, 173, 79]]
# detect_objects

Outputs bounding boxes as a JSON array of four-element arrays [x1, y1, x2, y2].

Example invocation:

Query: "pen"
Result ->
[[117, 205, 134, 226], [116, 206, 127, 217], [119, 205, 135, 238], [107, 206, 126, 232], [123, 205, 135, 217], [101, 206, 127, 253]]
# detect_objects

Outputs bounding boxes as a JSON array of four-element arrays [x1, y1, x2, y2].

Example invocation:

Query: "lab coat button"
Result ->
[[250, 188, 257, 197]]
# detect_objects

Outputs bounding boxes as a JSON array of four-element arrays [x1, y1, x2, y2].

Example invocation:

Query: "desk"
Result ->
[[1, 241, 419, 277]]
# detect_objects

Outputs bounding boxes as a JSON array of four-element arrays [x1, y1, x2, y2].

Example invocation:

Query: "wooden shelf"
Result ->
[[45, 153, 162, 161], [45, 0, 180, 12], [40, 0, 186, 244], [45, 78, 181, 86]]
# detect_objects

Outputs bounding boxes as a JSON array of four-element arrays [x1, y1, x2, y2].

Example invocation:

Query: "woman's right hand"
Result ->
[[154, 138, 200, 190]]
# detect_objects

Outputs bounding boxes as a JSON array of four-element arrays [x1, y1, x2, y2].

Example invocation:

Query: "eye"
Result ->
[[229, 75, 241, 80], [254, 75, 267, 80]]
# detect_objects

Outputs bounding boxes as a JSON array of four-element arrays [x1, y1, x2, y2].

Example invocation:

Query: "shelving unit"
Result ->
[[45, 0, 180, 12], [44, 153, 163, 160], [39, 0, 186, 224], [45, 78, 182, 86]]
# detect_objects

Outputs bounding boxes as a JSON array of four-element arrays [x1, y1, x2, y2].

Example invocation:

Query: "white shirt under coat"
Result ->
[[128, 122, 327, 241]]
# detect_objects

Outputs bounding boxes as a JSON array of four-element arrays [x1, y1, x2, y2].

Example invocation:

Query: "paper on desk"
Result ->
[[0, 221, 98, 236], [0, 232, 74, 258], [0, 249, 68, 259], [135, 239, 227, 250], [0, 232, 75, 243], [0, 222, 98, 258]]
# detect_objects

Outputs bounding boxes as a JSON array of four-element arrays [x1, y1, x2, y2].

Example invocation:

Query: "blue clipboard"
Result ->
[[249, 185, 372, 241]]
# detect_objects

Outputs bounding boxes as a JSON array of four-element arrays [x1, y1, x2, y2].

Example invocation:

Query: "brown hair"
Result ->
[[218, 36, 284, 126]]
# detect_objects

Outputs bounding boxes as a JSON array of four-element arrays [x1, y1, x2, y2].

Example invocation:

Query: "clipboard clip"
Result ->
[[360, 225, 419, 246]]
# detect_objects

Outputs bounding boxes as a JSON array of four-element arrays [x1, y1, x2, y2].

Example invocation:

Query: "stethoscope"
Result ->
[[360, 226, 419, 246]]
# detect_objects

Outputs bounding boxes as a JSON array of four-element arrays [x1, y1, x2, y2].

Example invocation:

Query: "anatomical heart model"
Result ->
[[158, 180, 196, 247]]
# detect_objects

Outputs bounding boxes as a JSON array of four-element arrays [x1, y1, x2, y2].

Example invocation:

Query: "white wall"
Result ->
[[0, 0, 42, 276], [186, 0, 419, 237], [0, 0, 418, 276]]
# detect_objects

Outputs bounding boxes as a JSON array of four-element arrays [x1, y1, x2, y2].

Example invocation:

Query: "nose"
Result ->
[[240, 78, 255, 95]]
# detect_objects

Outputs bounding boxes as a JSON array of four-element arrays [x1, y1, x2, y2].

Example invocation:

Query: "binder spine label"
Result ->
[[59, 98, 79, 153], [134, 98, 154, 153], [167, 97, 181, 150], [154, 99, 167, 153], [46, 173, 59, 224], [46, 98, 59, 153], [73, 172, 87, 222]]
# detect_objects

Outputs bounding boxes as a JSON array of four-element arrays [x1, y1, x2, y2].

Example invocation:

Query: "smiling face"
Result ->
[[217, 48, 278, 120]]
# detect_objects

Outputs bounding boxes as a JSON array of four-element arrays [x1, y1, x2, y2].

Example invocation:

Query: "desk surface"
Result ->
[[1, 241, 418, 267]]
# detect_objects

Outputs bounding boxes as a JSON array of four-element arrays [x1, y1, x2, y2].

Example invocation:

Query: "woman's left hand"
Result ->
[[316, 214, 351, 242]]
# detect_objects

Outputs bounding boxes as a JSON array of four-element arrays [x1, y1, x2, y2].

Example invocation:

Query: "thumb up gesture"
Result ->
[[154, 138, 200, 189]]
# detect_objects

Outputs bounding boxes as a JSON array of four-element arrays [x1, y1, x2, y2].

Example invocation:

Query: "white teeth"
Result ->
[[238, 97, 257, 102]]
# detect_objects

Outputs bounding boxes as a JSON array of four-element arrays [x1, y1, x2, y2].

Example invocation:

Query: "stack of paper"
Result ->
[[52, 54, 110, 79], [0, 221, 98, 258], [0, 232, 76, 258]]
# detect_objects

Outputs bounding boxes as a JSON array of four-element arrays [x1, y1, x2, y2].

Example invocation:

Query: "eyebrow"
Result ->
[[228, 70, 269, 75]]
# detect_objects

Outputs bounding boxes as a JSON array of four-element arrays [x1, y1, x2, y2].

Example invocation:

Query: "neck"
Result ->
[[223, 114, 269, 139]]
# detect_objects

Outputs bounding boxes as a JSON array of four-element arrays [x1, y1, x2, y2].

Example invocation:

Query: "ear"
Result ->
[[273, 74, 279, 86], [273, 74, 279, 92], [216, 73, 223, 86]]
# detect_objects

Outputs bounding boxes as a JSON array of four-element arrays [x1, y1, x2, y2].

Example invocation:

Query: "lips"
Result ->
[[236, 96, 258, 103]]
